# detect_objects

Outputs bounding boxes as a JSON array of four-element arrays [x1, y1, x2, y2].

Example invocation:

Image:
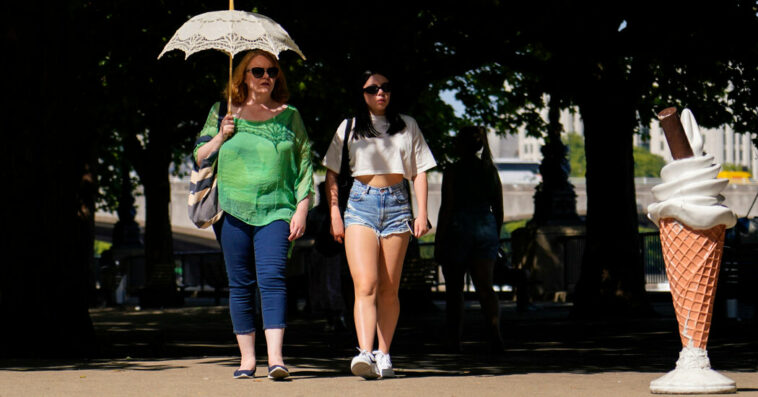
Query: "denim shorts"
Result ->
[[444, 210, 500, 263], [343, 179, 413, 238]]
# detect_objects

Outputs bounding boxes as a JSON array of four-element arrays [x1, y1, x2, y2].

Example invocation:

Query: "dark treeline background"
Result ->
[[3, 0, 758, 357]]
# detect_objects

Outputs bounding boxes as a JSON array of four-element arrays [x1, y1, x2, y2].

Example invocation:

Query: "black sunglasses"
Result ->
[[247, 67, 279, 79], [363, 83, 392, 95]]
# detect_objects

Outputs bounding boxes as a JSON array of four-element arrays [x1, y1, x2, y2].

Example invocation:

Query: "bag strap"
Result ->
[[195, 101, 228, 169], [339, 117, 353, 175], [194, 101, 230, 149]]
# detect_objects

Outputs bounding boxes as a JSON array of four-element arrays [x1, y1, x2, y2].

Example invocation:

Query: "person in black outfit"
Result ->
[[435, 126, 505, 353], [305, 182, 348, 332]]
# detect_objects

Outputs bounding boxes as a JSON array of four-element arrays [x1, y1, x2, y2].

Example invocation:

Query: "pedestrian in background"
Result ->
[[435, 125, 505, 353], [305, 182, 348, 332]]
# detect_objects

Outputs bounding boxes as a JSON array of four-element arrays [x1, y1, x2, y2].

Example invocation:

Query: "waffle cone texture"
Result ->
[[658, 218, 725, 349]]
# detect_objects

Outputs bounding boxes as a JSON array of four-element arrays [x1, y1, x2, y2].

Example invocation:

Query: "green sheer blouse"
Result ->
[[194, 102, 314, 226]]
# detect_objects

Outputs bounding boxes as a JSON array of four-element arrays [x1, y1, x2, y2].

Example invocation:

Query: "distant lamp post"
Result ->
[[529, 104, 580, 227]]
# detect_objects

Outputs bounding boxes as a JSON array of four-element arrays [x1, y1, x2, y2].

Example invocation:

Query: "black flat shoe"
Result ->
[[267, 365, 289, 380], [233, 369, 255, 379]]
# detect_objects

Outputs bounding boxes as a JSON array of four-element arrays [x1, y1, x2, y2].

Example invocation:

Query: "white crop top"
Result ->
[[323, 114, 437, 180]]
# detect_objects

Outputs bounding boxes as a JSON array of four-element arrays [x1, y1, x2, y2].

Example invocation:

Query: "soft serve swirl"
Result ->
[[647, 109, 737, 230]]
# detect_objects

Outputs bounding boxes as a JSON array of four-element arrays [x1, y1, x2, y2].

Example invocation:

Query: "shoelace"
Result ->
[[356, 347, 375, 362], [374, 351, 392, 368]]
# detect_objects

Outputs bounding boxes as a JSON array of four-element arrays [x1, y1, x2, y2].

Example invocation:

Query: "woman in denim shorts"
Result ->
[[323, 70, 436, 379]]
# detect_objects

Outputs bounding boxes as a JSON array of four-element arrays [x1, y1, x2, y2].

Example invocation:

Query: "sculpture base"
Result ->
[[650, 347, 736, 394]]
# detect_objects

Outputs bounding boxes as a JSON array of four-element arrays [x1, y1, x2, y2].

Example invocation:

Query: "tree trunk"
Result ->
[[1, 2, 97, 357], [572, 63, 651, 317], [138, 146, 181, 307]]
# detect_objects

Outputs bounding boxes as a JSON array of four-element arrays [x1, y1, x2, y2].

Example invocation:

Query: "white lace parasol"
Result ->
[[158, 10, 305, 60]]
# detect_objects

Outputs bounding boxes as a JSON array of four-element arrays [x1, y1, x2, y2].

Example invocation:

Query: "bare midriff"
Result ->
[[355, 173, 404, 188]]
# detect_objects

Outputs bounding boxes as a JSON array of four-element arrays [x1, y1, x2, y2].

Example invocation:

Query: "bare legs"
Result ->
[[236, 333, 256, 371], [375, 233, 408, 353], [442, 263, 465, 351], [469, 258, 503, 350], [264, 328, 285, 367], [443, 258, 503, 351], [345, 225, 409, 353], [235, 328, 285, 372]]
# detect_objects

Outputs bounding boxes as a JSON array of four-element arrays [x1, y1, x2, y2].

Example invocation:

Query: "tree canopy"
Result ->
[[633, 147, 667, 178], [564, 132, 586, 178], [430, 1, 758, 315], [5, 0, 758, 356], [566, 133, 667, 178]]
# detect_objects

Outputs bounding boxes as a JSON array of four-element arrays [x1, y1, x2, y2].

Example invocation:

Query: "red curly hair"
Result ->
[[224, 50, 289, 106]]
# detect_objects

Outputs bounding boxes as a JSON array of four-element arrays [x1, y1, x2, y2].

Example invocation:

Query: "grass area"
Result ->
[[417, 219, 529, 259], [94, 240, 112, 258], [502, 219, 528, 238]]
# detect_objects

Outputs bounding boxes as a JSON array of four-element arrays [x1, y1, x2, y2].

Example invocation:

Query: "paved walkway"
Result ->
[[1, 298, 756, 396]]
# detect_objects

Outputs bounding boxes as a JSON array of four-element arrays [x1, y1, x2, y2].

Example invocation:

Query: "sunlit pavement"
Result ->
[[1, 298, 756, 396]]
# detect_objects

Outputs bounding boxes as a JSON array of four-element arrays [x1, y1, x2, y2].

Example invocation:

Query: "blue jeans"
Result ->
[[220, 214, 290, 334]]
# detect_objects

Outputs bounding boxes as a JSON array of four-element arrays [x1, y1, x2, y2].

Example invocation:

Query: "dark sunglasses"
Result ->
[[363, 83, 392, 95], [247, 67, 279, 79]]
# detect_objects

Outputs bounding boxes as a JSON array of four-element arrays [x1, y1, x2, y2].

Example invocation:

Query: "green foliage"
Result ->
[[417, 233, 437, 259], [421, 219, 528, 259], [563, 132, 586, 177], [563, 133, 665, 178], [80, 0, 227, 211], [446, 64, 547, 140], [563, 132, 666, 178], [86, 2, 758, 214], [633, 147, 666, 177], [501, 219, 528, 238], [639, 226, 658, 233], [722, 163, 747, 172], [71, 1, 758, 311], [93, 241, 113, 258]]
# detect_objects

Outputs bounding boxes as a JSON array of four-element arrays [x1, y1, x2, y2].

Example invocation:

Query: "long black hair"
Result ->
[[352, 69, 406, 140], [457, 126, 495, 168]]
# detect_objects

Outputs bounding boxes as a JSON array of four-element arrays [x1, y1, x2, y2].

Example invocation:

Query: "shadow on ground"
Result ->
[[1, 295, 756, 377]]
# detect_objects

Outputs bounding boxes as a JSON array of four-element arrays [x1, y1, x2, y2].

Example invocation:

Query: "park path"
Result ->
[[1, 299, 756, 396]]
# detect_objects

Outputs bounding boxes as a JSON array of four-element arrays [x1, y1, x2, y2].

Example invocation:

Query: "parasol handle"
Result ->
[[228, 54, 233, 115], [227, 0, 234, 114]]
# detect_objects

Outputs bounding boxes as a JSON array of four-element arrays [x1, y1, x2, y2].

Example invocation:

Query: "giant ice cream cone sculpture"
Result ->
[[648, 108, 737, 394], [658, 219, 724, 350]]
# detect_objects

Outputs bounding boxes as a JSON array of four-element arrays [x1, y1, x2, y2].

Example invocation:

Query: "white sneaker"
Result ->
[[373, 350, 395, 378], [350, 349, 379, 379]]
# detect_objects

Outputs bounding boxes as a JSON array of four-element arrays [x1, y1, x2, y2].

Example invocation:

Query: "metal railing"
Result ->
[[174, 250, 227, 303], [641, 232, 667, 287], [560, 235, 586, 294], [554, 231, 667, 293], [415, 231, 668, 294], [107, 231, 671, 304]]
